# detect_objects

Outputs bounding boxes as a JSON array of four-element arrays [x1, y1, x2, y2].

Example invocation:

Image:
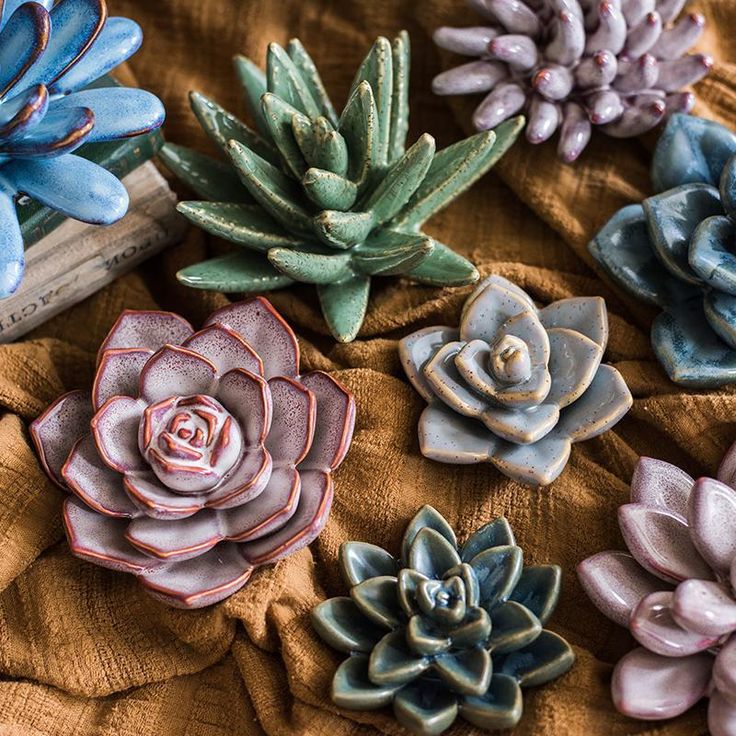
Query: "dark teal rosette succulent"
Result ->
[[590, 114, 736, 388], [160, 33, 523, 342], [311, 506, 574, 735]]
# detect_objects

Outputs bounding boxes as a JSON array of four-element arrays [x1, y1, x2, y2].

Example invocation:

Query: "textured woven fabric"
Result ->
[[0, 1, 734, 734]]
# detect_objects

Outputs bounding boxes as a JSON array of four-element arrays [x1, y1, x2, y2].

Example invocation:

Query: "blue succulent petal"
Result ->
[[52, 88, 165, 143], [0, 3, 49, 98], [490, 434, 572, 488], [468, 545, 523, 610], [720, 154, 736, 220], [393, 681, 459, 736], [0, 155, 128, 224], [461, 518, 516, 564], [704, 290, 736, 350], [689, 215, 736, 295], [588, 204, 697, 308], [643, 183, 723, 286], [408, 528, 461, 579], [331, 655, 402, 710], [459, 674, 523, 731], [0, 105, 93, 157], [497, 630, 575, 687], [652, 114, 736, 193], [0, 190, 24, 297], [0, 0, 53, 31], [652, 297, 736, 387], [508, 565, 561, 625], [0, 85, 48, 140], [49, 17, 143, 95], [400, 505, 457, 564]]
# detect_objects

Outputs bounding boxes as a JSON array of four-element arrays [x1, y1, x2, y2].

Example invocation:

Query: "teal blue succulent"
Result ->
[[160, 33, 523, 342], [312, 506, 574, 735]]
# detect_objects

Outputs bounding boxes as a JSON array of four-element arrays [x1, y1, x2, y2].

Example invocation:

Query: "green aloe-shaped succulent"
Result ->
[[160, 33, 523, 342], [312, 506, 574, 735]]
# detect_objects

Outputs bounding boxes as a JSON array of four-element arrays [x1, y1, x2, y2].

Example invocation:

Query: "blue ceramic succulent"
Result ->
[[590, 114, 736, 387], [0, 0, 165, 296], [312, 506, 574, 735]]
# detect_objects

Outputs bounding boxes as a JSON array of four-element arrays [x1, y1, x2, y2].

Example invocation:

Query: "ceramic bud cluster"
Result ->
[[0, 0, 164, 296], [312, 505, 574, 735], [433, 0, 710, 162], [399, 275, 632, 487], [160, 32, 524, 342], [31, 297, 355, 608], [578, 445, 736, 734]]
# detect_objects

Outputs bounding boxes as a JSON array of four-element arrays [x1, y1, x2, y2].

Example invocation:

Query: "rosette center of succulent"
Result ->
[[417, 576, 468, 625], [139, 395, 243, 493], [489, 334, 532, 385]]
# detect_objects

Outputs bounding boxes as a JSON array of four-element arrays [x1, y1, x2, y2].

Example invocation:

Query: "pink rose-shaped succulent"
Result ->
[[31, 298, 355, 608], [578, 446, 736, 734]]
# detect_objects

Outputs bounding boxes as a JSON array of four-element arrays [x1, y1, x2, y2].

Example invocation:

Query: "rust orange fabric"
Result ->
[[0, 1, 734, 734]]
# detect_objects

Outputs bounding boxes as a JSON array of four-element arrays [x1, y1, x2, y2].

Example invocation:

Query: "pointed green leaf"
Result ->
[[469, 545, 523, 609], [499, 630, 575, 687], [332, 655, 402, 710], [311, 597, 385, 653], [159, 144, 252, 203], [388, 31, 410, 165], [287, 38, 338, 126], [268, 248, 353, 284], [339, 81, 378, 191], [176, 202, 303, 251], [292, 116, 348, 176], [509, 565, 562, 625], [314, 210, 375, 249], [408, 528, 461, 578], [302, 168, 357, 210], [228, 140, 314, 238], [266, 42, 320, 119], [363, 133, 435, 225], [189, 91, 278, 164], [318, 275, 371, 342], [395, 117, 524, 229], [408, 241, 479, 286], [369, 630, 430, 685], [353, 234, 434, 276], [401, 506, 457, 563], [460, 674, 523, 731], [233, 54, 270, 137], [177, 251, 293, 292], [488, 600, 542, 654], [339, 541, 398, 587], [351, 576, 402, 629], [349, 36, 393, 167], [434, 648, 492, 697], [261, 92, 309, 178], [393, 682, 459, 736]]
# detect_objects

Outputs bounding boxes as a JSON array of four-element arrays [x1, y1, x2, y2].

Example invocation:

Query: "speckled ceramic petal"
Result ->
[[482, 403, 559, 444], [408, 528, 461, 578], [140, 346, 217, 404], [91, 395, 145, 473], [687, 477, 736, 576], [204, 297, 300, 379], [611, 647, 711, 720], [399, 326, 459, 403], [99, 310, 194, 357], [672, 579, 736, 637], [92, 348, 152, 409], [460, 674, 523, 731], [298, 371, 355, 471], [545, 328, 603, 408], [708, 690, 736, 736], [719, 442, 736, 489], [312, 599, 385, 654], [0, 3, 50, 98], [0, 190, 23, 296], [704, 291, 736, 350], [618, 503, 714, 584], [538, 296, 608, 349], [468, 545, 522, 609], [182, 324, 263, 377], [424, 342, 487, 418], [138, 542, 254, 608], [497, 630, 574, 687], [713, 636, 736, 705], [369, 629, 432, 685], [509, 565, 561, 625], [123, 472, 209, 520], [30, 389, 92, 486], [490, 433, 572, 487], [0, 104, 93, 157], [62, 435, 140, 518], [577, 550, 667, 628], [419, 402, 497, 464], [631, 457, 694, 517], [197, 446, 272, 509], [340, 541, 399, 587], [330, 655, 402, 709], [461, 275, 536, 323], [460, 280, 531, 343], [215, 368, 271, 446], [264, 376, 315, 466], [689, 216, 736, 295]]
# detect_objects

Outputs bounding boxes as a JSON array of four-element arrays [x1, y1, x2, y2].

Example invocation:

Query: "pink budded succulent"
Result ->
[[30, 298, 355, 608], [578, 445, 736, 735]]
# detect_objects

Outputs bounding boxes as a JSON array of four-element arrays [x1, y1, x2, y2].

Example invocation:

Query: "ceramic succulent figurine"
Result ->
[[433, 0, 710, 162], [591, 114, 736, 388], [312, 505, 574, 735], [578, 443, 736, 734], [399, 275, 632, 486], [159, 33, 524, 343], [30, 298, 355, 608], [0, 0, 164, 296]]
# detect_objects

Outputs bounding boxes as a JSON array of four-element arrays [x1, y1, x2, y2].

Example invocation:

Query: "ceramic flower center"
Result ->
[[489, 335, 532, 385], [139, 395, 243, 493]]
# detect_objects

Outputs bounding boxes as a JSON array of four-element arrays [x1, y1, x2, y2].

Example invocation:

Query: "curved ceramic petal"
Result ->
[[0, 191, 24, 297], [461, 517, 514, 562], [393, 682, 458, 735], [50, 17, 143, 95], [138, 542, 254, 608], [611, 647, 711, 720], [503, 310, 550, 364], [30, 390, 93, 486], [330, 655, 402, 710], [298, 371, 355, 471], [461, 275, 536, 326], [672, 579, 736, 637], [460, 280, 531, 343], [408, 528, 462, 578], [468, 545, 523, 609], [488, 600, 542, 654], [546, 328, 603, 408], [350, 576, 403, 629], [399, 325, 460, 403], [449, 607, 491, 648], [704, 291, 736, 350], [62, 435, 139, 518], [368, 629, 431, 686], [708, 690, 736, 736], [407, 615, 452, 656], [340, 541, 399, 587], [91, 395, 145, 473], [214, 368, 272, 447], [204, 297, 300, 379], [0, 155, 128, 224], [397, 569, 428, 617], [424, 342, 487, 418], [498, 630, 575, 687], [63, 497, 159, 574], [401, 506, 457, 564], [720, 441, 736, 490], [509, 565, 561, 625], [460, 674, 523, 731], [264, 377, 315, 466], [0, 105, 93, 158], [182, 324, 263, 377], [490, 433, 572, 487], [92, 348, 151, 409], [200, 445, 272, 509], [577, 550, 667, 627], [482, 403, 559, 444], [99, 310, 194, 360], [652, 114, 736, 192], [618, 503, 713, 584], [123, 472, 206, 520], [240, 468, 333, 565], [689, 216, 736, 295], [434, 648, 491, 696], [0, 84, 48, 142], [631, 456, 693, 517], [687, 477, 736, 576], [538, 296, 609, 349], [140, 345, 217, 404], [713, 636, 736, 705], [312, 599, 385, 654], [0, 3, 49, 98]]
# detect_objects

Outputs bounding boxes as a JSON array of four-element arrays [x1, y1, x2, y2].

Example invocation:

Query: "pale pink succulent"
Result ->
[[578, 446, 736, 734], [30, 298, 355, 608]]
